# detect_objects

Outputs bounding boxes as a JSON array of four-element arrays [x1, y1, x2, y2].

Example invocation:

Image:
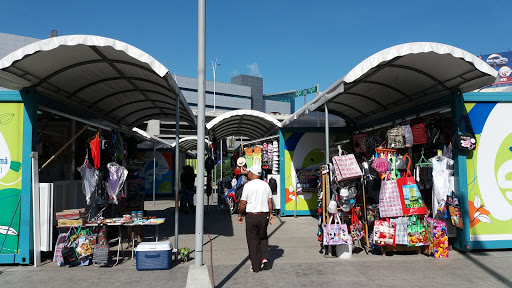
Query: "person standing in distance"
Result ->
[[238, 166, 275, 273]]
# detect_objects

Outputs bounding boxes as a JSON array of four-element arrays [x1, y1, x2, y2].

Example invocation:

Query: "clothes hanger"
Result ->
[[415, 151, 432, 167]]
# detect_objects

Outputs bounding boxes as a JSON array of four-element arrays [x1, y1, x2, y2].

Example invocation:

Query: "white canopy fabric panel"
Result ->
[[206, 109, 281, 141], [0, 35, 197, 129], [171, 136, 211, 152], [282, 42, 499, 128]]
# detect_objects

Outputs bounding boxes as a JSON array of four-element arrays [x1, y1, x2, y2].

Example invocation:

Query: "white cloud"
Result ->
[[247, 62, 262, 77], [231, 68, 239, 76]]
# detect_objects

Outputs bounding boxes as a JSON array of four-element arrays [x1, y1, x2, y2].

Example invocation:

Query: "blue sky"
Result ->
[[1, 0, 511, 101]]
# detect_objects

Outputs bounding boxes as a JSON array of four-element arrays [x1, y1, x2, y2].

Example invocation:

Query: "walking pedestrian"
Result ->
[[180, 165, 196, 213], [238, 165, 275, 273]]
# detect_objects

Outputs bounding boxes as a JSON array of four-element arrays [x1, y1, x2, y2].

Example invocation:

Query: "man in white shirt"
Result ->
[[238, 165, 275, 273]]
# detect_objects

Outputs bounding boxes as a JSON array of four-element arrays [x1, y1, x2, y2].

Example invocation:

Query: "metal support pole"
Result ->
[[153, 145, 156, 206], [195, 0, 206, 267], [324, 104, 329, 166], [174, 99, 180, 252], [324, 103, 331, 256], [220, 139, 223, 185]]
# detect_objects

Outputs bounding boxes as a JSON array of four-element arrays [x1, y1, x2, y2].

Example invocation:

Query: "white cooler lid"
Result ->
[[136, 241, 172, 252]]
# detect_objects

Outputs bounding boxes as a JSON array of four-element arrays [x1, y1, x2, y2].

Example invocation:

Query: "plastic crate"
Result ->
[[135, 242, 172, 271]]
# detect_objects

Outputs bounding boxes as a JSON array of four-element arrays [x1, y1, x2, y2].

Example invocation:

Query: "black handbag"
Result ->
[[62, 246, 79, 266], [455, 115, 477, 151]]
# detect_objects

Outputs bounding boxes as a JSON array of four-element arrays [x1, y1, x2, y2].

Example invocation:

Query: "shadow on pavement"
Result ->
[[146, 202, 235, 240], [215, 215, 286, 288], [462, 252, 512, 286]]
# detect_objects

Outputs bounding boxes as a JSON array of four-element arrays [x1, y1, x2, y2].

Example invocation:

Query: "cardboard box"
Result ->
[[57, 218, 84, 227], [56, 208, 86, 220]]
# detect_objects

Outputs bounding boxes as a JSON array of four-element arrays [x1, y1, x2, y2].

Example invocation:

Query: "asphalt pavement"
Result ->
[[1, 197, 512, 288]]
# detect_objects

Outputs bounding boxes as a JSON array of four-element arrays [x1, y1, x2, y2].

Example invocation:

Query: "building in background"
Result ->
[[0, 32, 291, 116]]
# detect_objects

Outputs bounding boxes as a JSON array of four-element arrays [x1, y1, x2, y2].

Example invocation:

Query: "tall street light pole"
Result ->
[[210, 59, 220, 113], [195, 0, 206, 268]]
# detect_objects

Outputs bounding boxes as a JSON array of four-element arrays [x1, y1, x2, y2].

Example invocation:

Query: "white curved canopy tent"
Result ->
[[171, 136, 211, 152], [206, 109, 281, 141], [282, 42, 499, 129], [0, 35, 197, 131]]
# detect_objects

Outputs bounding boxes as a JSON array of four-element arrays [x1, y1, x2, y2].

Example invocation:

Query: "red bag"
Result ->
[[396, 155, 428, 215], [372, 218, 396, 246], [350, 209, 365, 241], [410, 117, 427, 145]]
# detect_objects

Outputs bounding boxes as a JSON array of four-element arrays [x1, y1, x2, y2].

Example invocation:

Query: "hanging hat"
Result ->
[[327, 200, 338, 213], [237, 157, 246, 167]]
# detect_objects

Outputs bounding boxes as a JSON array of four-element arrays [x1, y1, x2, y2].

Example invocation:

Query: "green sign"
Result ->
[[306, 86, 317, 94], [294, 86, 317, 97]]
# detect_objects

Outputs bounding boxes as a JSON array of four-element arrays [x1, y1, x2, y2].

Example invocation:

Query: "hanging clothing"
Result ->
[[77, 159, 99, 205], [429, 155, 454, 205], [106, 162, 128, 204], [89, 132, 101, 169]]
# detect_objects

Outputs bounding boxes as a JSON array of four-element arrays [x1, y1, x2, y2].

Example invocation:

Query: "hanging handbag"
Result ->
[[323, 213, 350, 245], [410, 117, 428, 145], [447, 191, 464, 229], [373, 218, 396, 246], [407, 215, 430, 246], [371, 157, 389, 173], [396, 154, 428, 216], [454, 115, 477, 151], [386, 125, 405, 148], [331, 150, 362, 181], [379, 172, 403, 218], [350, 209, 365, 241]]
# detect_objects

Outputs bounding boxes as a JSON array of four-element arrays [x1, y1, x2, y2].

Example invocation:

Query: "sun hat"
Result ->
[[237, 157, 246, 167], [247, 165, 262, 176]]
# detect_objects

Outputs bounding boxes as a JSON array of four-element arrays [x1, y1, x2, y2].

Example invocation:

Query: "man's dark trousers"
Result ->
[[245, 213, 269, 272]]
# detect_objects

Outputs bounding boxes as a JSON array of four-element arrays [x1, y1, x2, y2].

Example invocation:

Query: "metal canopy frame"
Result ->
[[0, 35, 197, 133]]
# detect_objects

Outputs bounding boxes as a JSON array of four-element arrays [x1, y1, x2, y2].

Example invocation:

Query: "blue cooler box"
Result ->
[[135, 242, 172, 271]]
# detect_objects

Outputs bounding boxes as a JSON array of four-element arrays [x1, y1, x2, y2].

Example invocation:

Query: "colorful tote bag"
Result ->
[[350, 209, 365, 241], [426, 218, 449, 258], [390, 217, 409, 245], [379, 173, 403, 218], [373, 219, 396, 246], [397, 172, 428, 216], [332, 153, 362, 181], [407, 215, 430, 247], [396, 154, 428, 216], [323, 213, 350, 246], [447, 191, 464, 229]]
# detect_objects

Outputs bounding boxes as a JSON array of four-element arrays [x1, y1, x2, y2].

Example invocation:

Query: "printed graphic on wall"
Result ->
[[480, 51, 512, 85], [137, 150, 174, 196], [0, 104, 24, 254], [283, 131, 349, 214], [466, 102, 512, 241]]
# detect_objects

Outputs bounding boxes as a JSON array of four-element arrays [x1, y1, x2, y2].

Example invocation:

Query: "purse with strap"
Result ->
[[350, 209, 365, 241], [454, 115, 477, 151], [323, 212, 350, 245], [379, 172, 403, 218]]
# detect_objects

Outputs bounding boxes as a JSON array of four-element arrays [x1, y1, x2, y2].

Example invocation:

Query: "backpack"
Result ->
[[268, 177, 278, 195], [410, 117, 428, 145], [205, 156, 215, 171]]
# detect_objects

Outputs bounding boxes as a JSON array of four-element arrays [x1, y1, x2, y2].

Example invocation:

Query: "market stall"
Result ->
[[281, 42, 499, 255], [206, 109, 282, 212], [0, 35, 196, 265]]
